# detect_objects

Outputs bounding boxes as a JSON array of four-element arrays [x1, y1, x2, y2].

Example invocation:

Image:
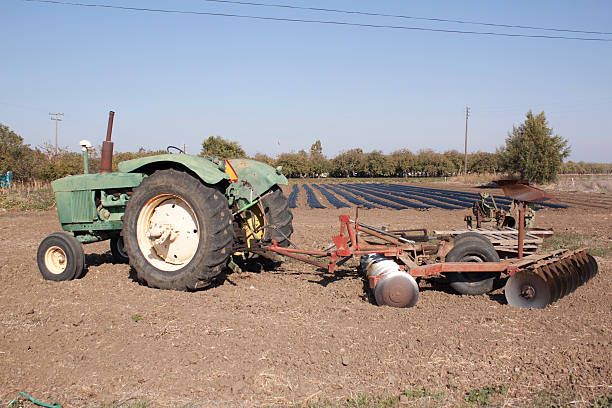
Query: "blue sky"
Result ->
[[2, 0, 611, 162]]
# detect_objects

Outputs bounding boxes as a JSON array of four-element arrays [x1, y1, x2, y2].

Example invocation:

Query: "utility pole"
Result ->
[[49, 112, 64, 154], [464, 107, 470, 176]]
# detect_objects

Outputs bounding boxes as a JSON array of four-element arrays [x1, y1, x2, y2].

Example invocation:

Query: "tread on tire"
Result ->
[[446, 235, 500, 295], [123, 169, 233, 290], [37, 232, 85, 281]]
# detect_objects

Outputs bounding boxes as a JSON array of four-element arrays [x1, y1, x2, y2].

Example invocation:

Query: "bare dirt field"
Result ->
[[1, 183, 610, 407]]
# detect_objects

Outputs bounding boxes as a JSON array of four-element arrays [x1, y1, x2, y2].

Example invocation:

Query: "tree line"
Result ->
[[2, 111, 610, 185], [201, 135, 504, 178], [0, 123, 164, 182], [201, 111, 610, 183]]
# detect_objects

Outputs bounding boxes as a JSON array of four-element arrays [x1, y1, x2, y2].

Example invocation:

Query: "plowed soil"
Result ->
[[1, 183, 610, 407]]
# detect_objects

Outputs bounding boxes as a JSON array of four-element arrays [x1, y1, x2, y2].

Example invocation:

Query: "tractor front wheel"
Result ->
[[123, 169, 233, 290], [110, 236, 129, 264], [37, 232, 85, 281]]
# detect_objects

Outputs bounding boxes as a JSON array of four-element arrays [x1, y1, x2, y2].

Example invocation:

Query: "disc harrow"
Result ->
[[252, 208, 599, 310], [504, 249, 598, 309]]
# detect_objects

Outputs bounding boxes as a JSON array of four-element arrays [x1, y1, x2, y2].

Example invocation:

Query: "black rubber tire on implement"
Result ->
[[445, 235, 500, 295], [123, 169, 233, 290], [110, 236, 129, 264], [260, 185, 293, 247], [37, 232, 85, 281], [453, 231, 492, 246]]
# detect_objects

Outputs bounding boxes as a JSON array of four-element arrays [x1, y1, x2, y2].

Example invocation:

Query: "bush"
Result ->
[[500, 111, 570, 183]]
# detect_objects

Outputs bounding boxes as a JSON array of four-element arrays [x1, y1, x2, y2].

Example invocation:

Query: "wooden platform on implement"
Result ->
[[433, 227, 551, 254]]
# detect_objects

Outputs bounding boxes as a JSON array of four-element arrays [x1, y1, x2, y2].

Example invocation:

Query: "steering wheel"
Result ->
[[166, 145, 185, 154]]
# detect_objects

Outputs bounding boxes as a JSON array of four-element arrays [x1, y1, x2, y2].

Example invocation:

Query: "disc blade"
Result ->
[[505, 271, 552, 309], [570, 251, 589, 284], [585, 253, 599, 280], [554, 259, 578, 296], [560, 258, 582, 295], [535, 265, 562, 302]]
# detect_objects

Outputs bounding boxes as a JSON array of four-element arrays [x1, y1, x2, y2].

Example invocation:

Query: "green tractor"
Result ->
[[37, 112, 293, 290]]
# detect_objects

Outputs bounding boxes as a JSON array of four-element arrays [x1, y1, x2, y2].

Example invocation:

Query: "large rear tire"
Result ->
[[445, 235, 500, 295], [123, 169, 233, 290]]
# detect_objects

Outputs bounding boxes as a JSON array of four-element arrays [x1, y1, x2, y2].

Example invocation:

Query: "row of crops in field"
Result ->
[[287, 183, 568, 210]]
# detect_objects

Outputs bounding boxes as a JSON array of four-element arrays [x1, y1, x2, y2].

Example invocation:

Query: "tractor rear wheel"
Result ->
[[445, 235, 500, 295], [37, 232, 85, 281], [123, 169, 233, 290]]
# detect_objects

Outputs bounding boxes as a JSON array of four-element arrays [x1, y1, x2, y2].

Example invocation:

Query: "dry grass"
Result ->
[[292, 389, 611, 408], [445, 173, 502, 185], [541, 232, 612, 258], [0, 181, 55, 211], [552, 174, 612, 193]]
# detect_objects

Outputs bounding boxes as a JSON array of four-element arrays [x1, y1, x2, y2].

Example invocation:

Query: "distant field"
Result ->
[[287, 182, 568, 211], [555, 173, 612, 192]]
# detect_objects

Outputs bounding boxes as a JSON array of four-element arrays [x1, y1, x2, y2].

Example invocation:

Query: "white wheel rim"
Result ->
[[45, 246, 67, 274], [136, 194, 200, 272]]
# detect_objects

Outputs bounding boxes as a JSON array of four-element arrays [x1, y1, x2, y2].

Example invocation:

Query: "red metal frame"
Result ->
[[263, 214, 520, 278], [266, 215, 404, 273]]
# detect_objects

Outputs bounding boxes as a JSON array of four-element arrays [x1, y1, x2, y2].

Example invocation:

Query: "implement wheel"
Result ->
[[445, 235, 500, 295], [123, 169, 233, 290], [453, 231, 491, 246], [37, 232, 84, 281]]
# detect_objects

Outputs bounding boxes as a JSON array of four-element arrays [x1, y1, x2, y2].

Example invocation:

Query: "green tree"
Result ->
[[443, 150, 463, 175], [390, 149, 415, 177], [39, 151, 84, 180], [252, 153, 276, 166], [364, 150, 394, 177], [415, 149, 451, 176], [200, 136, 246, 159], [560, 161, 612, 174], [0, 124, 43, 181], [310, 140, 323, 156], [468, 152, 500, 174], [330, 148, 366, 177], [501, 111, 570, 183], [276, 151, 309, 178], [308, 140, 329, 177]]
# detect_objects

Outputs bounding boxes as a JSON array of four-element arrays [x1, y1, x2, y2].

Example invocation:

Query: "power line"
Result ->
[[199, 0, 612, 36], [22, 0, 612, 42]]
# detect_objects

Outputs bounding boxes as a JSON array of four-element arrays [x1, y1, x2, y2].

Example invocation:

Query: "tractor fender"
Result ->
[[227, 158, 288, 197], [118, 154, 229, 185]]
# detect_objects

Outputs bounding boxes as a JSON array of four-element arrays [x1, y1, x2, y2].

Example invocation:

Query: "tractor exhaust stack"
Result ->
[[100, 110, 115, 174]]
